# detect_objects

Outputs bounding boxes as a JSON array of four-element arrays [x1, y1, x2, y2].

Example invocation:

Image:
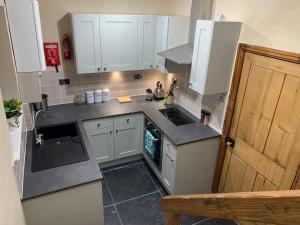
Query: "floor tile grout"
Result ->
[[114, 191, 160, 205], [141, 163, 164, 197], [101, 161, 144, 173], [102, 174, 124, 225], [192, 218, 211, 225]]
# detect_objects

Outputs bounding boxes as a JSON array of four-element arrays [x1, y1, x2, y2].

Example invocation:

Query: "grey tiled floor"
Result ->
[[100, 160, 237, 225]]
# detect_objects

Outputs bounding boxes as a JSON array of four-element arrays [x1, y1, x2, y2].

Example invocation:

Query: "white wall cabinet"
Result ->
[[154, 16, 190, 73], [72, 14, 102, 74], [84, 114, 143, 164], [138, 16, 156, 70], [189, 20, 242, 95], [71, 13, 189, 74], [5, 0, 46, 73], [101, 15, 138, 72]]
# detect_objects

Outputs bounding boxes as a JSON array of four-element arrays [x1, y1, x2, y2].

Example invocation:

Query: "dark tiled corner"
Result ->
[[104, 163, 157, 203], [181, 215, 208, 225], [116, 192, 164, 225], [104, 206, 121, 225], [102, 179, 113, 207]]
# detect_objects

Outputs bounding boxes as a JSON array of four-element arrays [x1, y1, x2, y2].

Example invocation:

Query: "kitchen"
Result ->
[[2, 1, 300, 225]]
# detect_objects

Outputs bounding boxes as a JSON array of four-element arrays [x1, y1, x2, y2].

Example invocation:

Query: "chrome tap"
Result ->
[[33, 110, 46, 145]]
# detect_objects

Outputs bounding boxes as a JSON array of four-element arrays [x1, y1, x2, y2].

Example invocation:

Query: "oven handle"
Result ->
[[144, 128, 160, 142]]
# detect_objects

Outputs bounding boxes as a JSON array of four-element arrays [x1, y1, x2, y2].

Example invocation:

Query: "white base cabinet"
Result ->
[[145, 136, 220, 195], [84, 114, 143, 164]]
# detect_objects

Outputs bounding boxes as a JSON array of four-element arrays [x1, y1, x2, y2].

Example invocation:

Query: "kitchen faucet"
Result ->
[[33, 110, 46, 145]]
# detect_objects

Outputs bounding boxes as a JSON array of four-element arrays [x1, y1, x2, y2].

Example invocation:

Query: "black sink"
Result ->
[[159, 107, 195, 126], [31, 122, 89, 172]]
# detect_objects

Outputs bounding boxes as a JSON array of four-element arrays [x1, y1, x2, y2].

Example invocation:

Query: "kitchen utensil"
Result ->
[[74, 94, 85, 105], [146, 88, 153, 101], [153, 81, 165, 100]]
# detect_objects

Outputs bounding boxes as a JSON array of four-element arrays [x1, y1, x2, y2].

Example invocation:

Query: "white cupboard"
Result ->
[[72, 14, 102, 74], [101, 15, 138, 72], [5, 0, 46, 73], [138, 16, 156, 70], [189, 20, 242, 95], [154, 16, 190, 73]]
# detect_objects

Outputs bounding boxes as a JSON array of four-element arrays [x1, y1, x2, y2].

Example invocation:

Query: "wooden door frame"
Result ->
[[211, 43, 300, 193]]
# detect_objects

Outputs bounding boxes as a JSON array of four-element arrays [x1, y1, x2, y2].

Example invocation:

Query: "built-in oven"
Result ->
[[144, 117, 163, 171]]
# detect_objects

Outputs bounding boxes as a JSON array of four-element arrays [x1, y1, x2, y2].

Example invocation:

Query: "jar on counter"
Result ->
[[203, 110, 211, 126], [102, 88, 110, 102], [94, 90, 103, 103], [86, 90, 95, 104]]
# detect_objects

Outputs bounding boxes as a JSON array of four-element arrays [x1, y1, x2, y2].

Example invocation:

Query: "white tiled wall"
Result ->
[[163, 65, 227, 133]]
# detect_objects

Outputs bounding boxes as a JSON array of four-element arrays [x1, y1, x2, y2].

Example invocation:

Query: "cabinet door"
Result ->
[[72, 14, 102, 74], [162, 138, 177, 193], [86, 127, 114, 163], [154, 16, 169, 73], [114, 120, 142, 159], [101, 15, 138, 72], [138, 16, 156, 70], [189, 21, 213, 94]]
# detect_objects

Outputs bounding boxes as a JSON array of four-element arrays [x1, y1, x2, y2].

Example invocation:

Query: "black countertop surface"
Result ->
[[22, 96, 220, 200]]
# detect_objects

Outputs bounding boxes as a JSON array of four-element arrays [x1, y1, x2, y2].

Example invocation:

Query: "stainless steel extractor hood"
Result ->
[[157, 0, 214, 65]]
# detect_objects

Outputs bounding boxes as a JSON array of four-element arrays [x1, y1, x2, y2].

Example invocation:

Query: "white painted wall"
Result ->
[[214, 0, 300, 53], [0, 89, 27, 225]]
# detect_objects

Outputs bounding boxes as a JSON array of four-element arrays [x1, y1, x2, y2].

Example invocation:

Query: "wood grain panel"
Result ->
[[253, 174, 277, 191]]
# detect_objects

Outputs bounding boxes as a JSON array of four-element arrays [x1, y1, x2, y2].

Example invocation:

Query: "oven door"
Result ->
[[144, 121, 162, 171]]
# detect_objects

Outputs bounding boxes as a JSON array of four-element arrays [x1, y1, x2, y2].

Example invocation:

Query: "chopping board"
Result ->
[[117, 96, 132, 103]]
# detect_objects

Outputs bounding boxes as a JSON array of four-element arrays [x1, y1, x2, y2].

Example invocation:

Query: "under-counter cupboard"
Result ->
[[84, 113, 219, 195], [84, 114, 144, 163], [71, 13, 189, 74]]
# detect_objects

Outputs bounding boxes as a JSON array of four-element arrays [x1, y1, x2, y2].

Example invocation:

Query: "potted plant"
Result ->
[[4, 98, 22, 131]]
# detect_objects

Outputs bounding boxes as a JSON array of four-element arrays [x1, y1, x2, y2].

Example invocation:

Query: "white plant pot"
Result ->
[[7, 116, 21, 131]]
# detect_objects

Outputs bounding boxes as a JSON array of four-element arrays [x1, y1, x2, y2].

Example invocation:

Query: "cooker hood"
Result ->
[[157, 0, 213, 65]]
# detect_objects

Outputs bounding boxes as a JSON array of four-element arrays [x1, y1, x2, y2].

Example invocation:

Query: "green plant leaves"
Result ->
[[3, 98, 22, 119]]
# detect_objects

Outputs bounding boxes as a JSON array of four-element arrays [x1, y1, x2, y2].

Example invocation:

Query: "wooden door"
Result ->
[[219, 52, 300, 193], [72, 14, 102, 74], [154, 16, 169, 73], [100, 15, 138, 72], [138, 16, 156, 70], [86, 127, 114, 163]]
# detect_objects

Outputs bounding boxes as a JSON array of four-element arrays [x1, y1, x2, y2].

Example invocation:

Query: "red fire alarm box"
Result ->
[[43, 42, 61, 66]]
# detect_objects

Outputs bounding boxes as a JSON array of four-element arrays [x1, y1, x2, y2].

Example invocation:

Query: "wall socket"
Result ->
[[59, 79, 70, 85]]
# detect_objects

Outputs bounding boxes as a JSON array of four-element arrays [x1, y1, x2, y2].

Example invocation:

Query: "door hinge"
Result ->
[[224, 136, 235, 148]]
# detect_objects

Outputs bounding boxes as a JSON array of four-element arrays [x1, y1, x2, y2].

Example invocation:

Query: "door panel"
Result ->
[[72, 14, 101, 74], [138, 16, 156, 70], [219, 53, 300, 195], [114, 123, 141, 159], [100, 15, 138, 72], [87, 128, 114, 163], [154, 16, 168, 73]]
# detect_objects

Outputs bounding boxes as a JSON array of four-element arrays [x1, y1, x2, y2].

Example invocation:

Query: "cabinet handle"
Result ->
[[150, 65, 153, 68], [97, 123, 101, 129], [115, 129, 119, 134], [97, 67, 101, 71], [126, 118, 130, 123], [156, 65, 159, 68], [110, 130, 112, 135], [103, 67, 107, 71]]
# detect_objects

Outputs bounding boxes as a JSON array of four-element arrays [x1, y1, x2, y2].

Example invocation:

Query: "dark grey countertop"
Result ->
[[22, 96, 220, 200]]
